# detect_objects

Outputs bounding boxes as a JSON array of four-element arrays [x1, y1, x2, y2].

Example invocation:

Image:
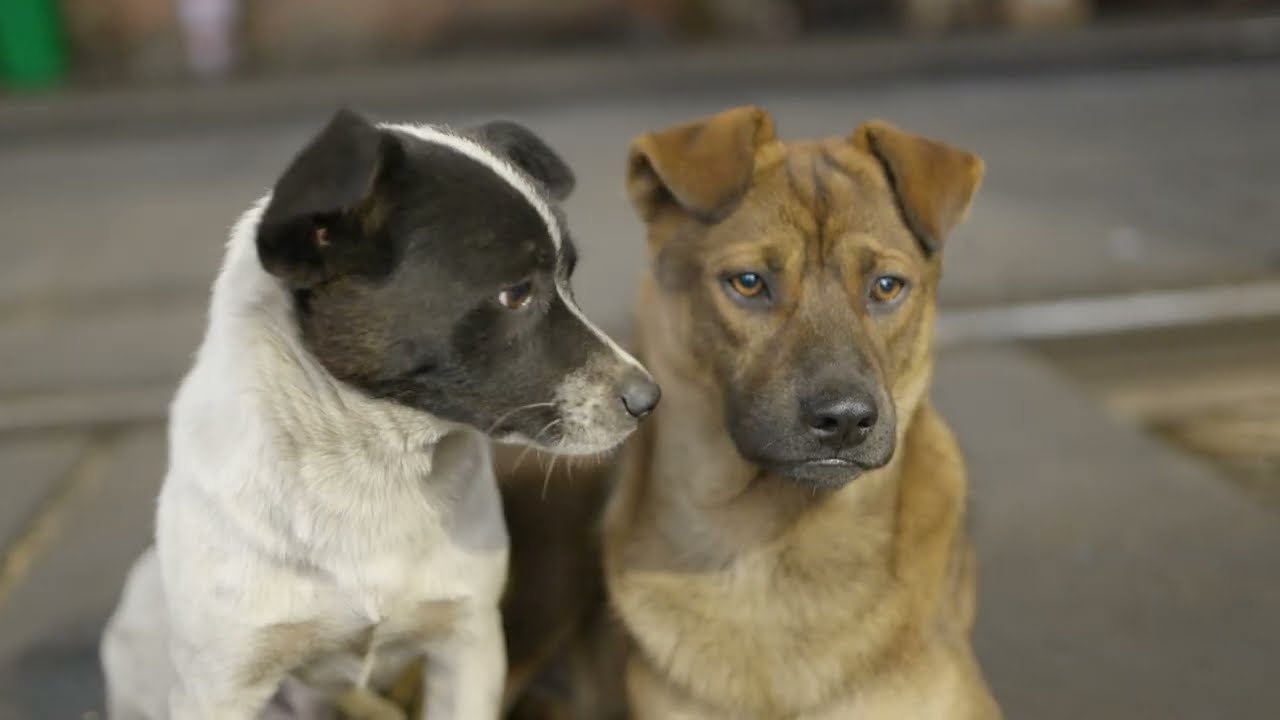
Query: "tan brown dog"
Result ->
[[601, 106, 1000, 719]]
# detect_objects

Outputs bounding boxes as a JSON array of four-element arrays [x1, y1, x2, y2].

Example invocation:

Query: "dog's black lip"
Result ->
[[764, 457, 864, 470], [801, 458, 858, 467], [759, 457, 868, 487]]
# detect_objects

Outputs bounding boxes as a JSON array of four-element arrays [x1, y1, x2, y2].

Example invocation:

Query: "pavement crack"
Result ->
[[0, 432, 120, 612]]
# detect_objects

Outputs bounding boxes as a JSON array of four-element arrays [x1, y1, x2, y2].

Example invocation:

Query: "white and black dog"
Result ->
[[100, 109, 658, 719]]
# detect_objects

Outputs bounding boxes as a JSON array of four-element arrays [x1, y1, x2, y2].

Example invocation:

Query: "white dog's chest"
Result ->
[[263, 503, 509, 696], [155, 401, 511, 692], [292, 558, 487, 692], [332, 534, 503, 623]]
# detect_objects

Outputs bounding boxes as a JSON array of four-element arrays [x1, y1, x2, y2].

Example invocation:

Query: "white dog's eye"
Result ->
[[498, 281, 534, 310]]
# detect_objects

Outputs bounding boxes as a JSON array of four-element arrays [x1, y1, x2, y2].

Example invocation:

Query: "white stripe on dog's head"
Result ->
[[383, 123, 564, 251], [384, 122, 645, 374]]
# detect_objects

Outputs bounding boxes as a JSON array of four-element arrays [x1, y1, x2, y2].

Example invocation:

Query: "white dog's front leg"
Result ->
[[166, 627, 302, 720], [168, 678, 281, 720], [420, 608, 505, 720], [168, 667, 288, 720]]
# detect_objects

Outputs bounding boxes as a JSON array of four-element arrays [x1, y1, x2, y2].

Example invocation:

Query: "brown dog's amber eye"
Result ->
[[498, 281, 534, 310], [870, 276, 907, 304], [727, 272, 768, 299]]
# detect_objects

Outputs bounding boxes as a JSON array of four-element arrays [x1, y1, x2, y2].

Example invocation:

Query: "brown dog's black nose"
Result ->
[[803, 390, 878, 447], [620, 373, 661, 419]]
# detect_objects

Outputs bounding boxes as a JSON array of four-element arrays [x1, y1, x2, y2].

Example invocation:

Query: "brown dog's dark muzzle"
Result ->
[[801, 385, 879, 449], [727, 370, 898, 487]]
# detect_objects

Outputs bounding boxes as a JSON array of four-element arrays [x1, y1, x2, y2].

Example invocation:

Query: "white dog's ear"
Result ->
[[256, 108, 400, 288], [472, 120, 575, 202]]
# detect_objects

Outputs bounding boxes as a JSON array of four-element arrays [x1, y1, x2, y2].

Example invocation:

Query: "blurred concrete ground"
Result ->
[[1, 26, 1279, 719]]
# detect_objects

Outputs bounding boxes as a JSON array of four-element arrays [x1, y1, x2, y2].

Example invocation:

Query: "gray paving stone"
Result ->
[[936, 345, 1280, 720], [0, 427, 164, 719], [0, 432, 91, 548], [0, 301, 204, 397]]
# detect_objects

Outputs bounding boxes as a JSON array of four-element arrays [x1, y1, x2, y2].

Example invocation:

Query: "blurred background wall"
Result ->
[[2, 0, 1277, 90]]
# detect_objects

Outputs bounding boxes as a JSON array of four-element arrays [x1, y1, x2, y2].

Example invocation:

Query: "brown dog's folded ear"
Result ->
[[627, 106, 776, 223], [852, 121, 983, 254]]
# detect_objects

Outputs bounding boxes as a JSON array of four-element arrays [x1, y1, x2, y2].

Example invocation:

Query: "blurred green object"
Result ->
[[0, 0, 67, 89]]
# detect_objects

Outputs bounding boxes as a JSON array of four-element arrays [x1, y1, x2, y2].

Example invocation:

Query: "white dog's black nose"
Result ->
[[620, 373, 661, 419]]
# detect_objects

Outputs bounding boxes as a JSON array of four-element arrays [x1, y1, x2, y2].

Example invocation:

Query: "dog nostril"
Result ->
[[804, 393, 878, 443], [852, 405, 878, 436], [620, 374, 661, 419], [811, 415, 841, 435]]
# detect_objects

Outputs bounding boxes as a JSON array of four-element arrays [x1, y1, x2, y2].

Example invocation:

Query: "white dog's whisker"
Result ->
[[486, 401, 556, 435], [541, 453, 558, 501], [513, 418, 562, 473]]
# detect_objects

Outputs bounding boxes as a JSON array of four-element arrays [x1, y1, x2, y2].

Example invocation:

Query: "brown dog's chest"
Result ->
[[605, 404, 987, 718], [608, 501, 920, 716]]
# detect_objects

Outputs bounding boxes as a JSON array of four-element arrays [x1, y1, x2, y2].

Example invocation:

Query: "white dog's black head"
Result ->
[[256, 109, 658, 455]]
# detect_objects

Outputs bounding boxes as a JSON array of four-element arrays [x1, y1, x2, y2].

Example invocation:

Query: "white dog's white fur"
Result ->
[[102, 124, 639, 719]]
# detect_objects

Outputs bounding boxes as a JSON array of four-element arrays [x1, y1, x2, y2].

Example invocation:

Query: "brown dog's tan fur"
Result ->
[[602, 106, 999, 718]]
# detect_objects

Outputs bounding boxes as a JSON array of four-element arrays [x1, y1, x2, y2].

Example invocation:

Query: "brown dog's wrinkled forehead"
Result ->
[[626, 106, 984, 258], [749, 139, 921, 258]]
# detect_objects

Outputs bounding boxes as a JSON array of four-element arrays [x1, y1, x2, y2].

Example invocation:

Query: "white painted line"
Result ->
[[937, 281, 1280, 345]]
